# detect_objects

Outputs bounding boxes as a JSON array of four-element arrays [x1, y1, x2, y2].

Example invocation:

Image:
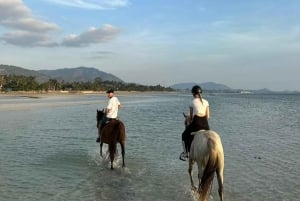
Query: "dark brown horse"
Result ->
[[96, 109, 126, 169]]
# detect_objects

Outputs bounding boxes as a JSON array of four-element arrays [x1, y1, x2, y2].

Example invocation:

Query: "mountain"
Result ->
[[0, 64, 49, 83], [170, 82, 232, 91], [38, 67, 123, 83], [0, 65, 123, 83]]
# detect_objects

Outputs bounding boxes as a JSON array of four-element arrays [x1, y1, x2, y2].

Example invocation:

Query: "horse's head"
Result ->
[[183, 112, 191, 128], [97, 109, 105, 124]]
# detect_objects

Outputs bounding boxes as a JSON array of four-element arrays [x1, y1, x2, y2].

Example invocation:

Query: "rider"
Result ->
[[179, 85, 210, 161], [96, 89, 121, 142]]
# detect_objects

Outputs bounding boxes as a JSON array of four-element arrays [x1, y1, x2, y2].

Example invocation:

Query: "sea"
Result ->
[[0, 92, 299, 201]]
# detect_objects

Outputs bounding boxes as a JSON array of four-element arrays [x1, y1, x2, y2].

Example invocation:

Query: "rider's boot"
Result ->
[[179, 141, 188, 161]]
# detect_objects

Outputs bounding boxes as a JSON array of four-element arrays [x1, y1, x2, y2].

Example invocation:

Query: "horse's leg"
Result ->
[[100, 141, 103, 157], [197, 164, 204, 194], [109, 144, 115, 170], [110, 159, 114, 169], [188, 159, 196, 190], [120, 142, 125, 168], [216, 164, 224, 201], [98, 125, 103, 157]]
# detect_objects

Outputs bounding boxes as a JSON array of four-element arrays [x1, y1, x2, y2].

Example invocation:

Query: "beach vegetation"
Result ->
[[0, 74, 173, 92]]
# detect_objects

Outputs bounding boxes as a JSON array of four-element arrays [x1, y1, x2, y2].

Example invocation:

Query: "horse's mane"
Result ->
[[97, 109, 104, 122], [183, 112, 190, 127]]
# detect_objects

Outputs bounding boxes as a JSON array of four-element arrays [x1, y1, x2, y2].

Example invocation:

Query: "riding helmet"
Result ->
[[191, 85, 202, 94]]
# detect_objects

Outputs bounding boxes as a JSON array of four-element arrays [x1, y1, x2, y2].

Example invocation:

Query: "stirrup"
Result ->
[[179, 152, 188, 161]]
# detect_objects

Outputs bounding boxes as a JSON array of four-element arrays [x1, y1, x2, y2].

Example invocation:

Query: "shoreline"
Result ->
[[0, 90, 177, 98]]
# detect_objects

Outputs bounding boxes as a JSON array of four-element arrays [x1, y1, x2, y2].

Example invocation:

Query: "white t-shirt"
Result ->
[[190, 98, 209, 117], [106, 96, 120, 118]]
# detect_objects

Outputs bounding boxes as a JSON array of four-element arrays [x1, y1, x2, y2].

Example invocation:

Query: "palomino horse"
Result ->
[[97, 109, 126, 169], [183, 113, 224, 201]]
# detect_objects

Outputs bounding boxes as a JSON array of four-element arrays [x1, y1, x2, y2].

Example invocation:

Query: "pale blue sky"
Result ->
[[1, 0, 299, 91]]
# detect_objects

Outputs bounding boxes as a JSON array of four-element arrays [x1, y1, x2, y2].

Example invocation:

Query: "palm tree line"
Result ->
[[0, 75, 173, 92]]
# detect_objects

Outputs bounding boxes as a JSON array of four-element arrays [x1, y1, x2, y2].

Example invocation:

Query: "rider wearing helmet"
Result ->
[[179, 85, 210, 161]]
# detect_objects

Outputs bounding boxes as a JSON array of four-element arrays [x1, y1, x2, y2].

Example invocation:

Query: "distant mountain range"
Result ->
[[170, 82, 299, 94], [170, 82, 232, 91], [1, 64, 298, 93], [39, 67, 123, 83], [0, 65, 123, 83], [170, 82, 276, 93]]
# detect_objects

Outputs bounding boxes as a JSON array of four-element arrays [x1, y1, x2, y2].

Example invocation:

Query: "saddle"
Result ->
[[101, 118, 117, 129], [191, 130, 208, 135], [100, 119, 120, 144]]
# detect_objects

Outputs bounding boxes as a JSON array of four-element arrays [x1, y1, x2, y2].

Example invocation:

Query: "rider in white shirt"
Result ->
[[105, 89, 121, 119], [179, 85, 210, 161], [96, 89, 121, 142]]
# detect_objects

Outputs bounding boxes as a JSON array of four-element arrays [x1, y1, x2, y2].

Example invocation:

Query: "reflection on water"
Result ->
[[0, 93, 299, 201]]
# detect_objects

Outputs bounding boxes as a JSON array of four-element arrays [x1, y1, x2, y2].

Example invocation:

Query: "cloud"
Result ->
[[0, 0, 121, 47], [1, 30, 58, 47], [0, 0, 58, 47], [86, 51, 117, 59], [61, 24, 120, 47], [44, 0, 129, 10]]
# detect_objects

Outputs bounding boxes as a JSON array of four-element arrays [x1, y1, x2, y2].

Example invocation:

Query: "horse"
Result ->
[[96, 109, 126, 169], [183, 113, 224, 201]]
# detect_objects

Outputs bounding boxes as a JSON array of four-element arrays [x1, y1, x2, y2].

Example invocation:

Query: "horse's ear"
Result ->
[[183, 112, 187, 118]]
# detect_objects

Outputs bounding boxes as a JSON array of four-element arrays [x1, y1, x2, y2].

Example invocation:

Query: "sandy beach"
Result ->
[[0, 90, 174, 112]]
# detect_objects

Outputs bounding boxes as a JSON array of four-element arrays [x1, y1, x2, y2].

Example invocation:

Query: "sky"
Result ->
[[0, 0, 300, 91]]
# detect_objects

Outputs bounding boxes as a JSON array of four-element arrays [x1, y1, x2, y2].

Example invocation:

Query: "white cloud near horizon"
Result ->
[[44, 0, 129, 10]]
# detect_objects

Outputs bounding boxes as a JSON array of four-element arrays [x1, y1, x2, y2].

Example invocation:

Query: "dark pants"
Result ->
[[98, 117, 116, 137], [182, 115, 210, 152]]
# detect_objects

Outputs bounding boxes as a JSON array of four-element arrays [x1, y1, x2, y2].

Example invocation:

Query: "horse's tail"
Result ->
[[199, 138, 218, 201], [118, 121, 126, 144]]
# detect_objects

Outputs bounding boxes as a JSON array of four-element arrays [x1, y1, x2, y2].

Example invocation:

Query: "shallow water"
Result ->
[[0, 93, 299, 201]]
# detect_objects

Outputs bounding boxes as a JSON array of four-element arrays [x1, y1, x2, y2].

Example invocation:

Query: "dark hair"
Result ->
[[191, 85, 202, 95], [191, 85, 203, 103], [106, 89, 114, 93]]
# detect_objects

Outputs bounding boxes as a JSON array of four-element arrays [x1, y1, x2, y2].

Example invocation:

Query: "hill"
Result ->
[[0, 64, 49, 83], [38, 67, 123, 83], [0, 65, 123, 83], [170, 82, 232, 91]]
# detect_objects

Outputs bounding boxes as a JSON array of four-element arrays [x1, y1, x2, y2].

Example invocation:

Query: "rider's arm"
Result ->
[[206, 106, 210, 119]]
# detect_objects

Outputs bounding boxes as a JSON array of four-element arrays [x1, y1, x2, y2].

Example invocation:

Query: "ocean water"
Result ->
[[0, 92, 299, 201]]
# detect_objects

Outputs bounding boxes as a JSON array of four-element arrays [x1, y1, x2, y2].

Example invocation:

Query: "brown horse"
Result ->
[[183, 113, 224, 201], [97, 109, 126, 169]]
